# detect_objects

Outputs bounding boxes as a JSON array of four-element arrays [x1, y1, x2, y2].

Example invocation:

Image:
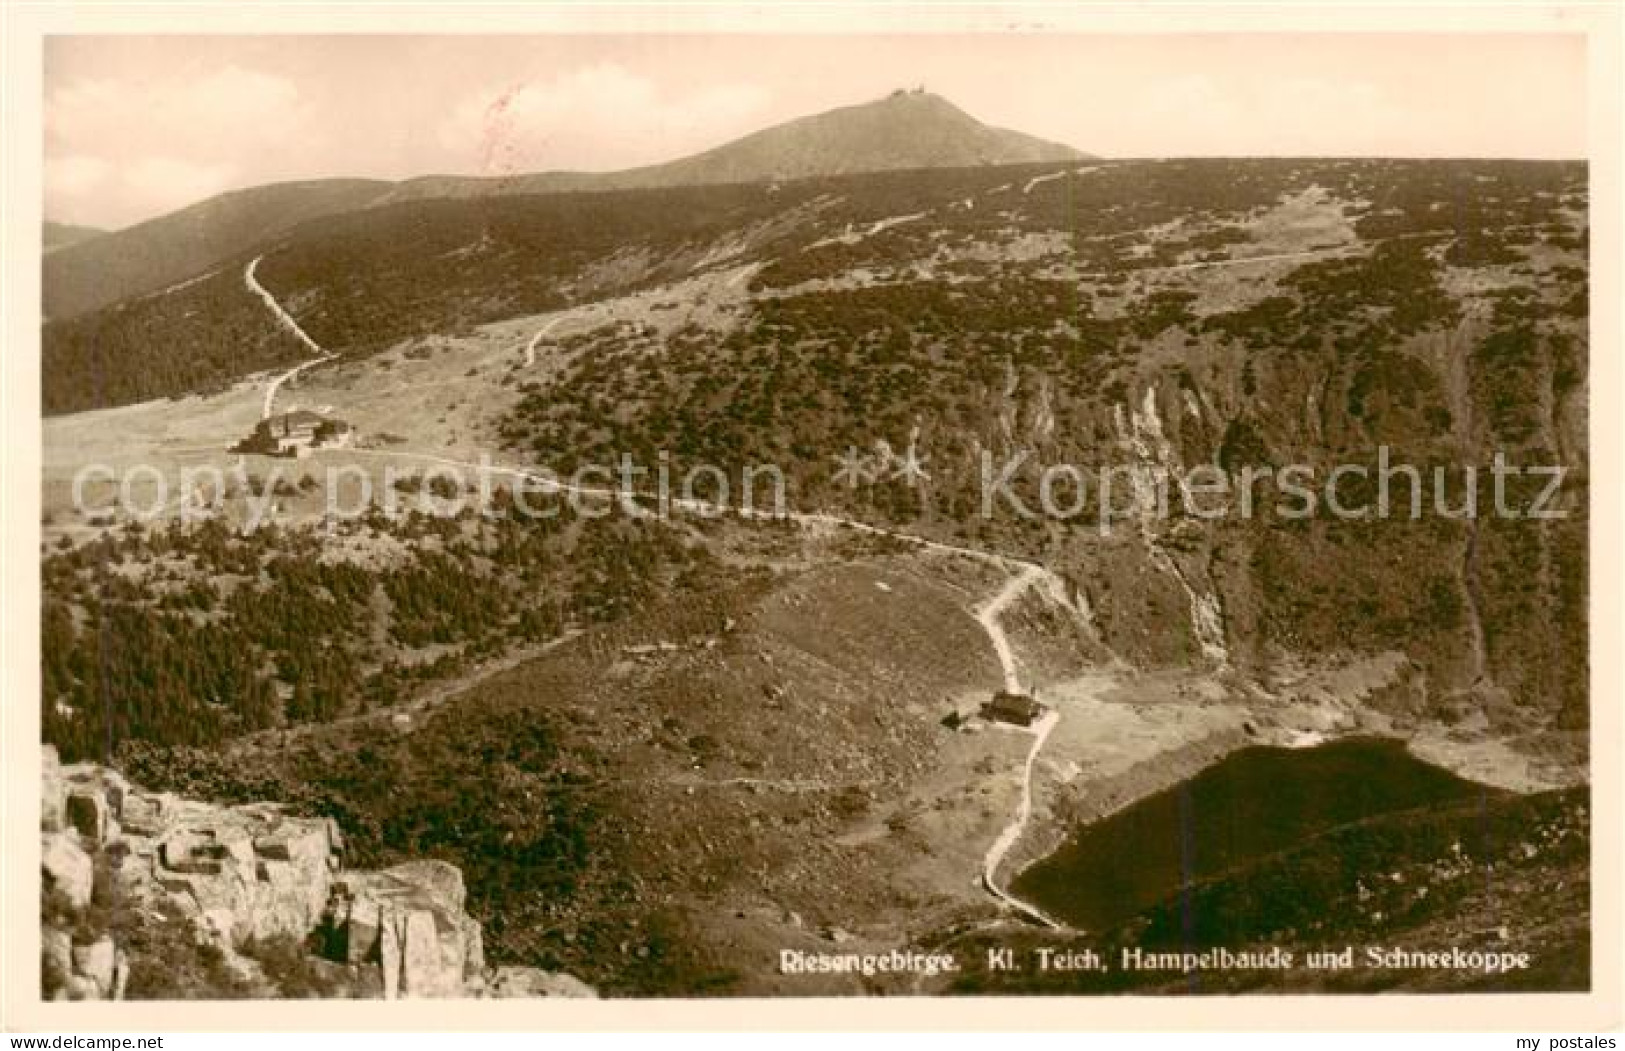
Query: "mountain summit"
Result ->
[[615, 88, 1089, 184], [381, 89, 1091, 202]]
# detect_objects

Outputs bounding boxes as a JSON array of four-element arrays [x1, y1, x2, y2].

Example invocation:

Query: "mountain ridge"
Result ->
[[377, 89, 1089, 204], [43, 178, 395, 321], [43, 220, 106, 254]]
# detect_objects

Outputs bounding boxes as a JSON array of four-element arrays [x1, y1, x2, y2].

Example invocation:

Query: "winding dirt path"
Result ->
[[246, 256, 334, 419], [965, 563, 1072, 928], [975, 563, 1045, 693], [522, 318, 562, 368], [980, 709, 1065, 929]]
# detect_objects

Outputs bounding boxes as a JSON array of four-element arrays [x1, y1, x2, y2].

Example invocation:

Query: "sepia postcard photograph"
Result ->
[[2, 0, 1620, 1034]]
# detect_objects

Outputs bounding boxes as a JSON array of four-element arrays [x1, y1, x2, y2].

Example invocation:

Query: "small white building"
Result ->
[[238, 411, 352, 458]]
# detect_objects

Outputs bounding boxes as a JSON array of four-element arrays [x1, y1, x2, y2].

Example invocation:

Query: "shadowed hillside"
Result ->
[[43, 179, 393, 320], [43, 221, 105, 254]]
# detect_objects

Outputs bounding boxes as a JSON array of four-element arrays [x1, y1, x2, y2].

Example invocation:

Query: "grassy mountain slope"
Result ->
[[43, 220, 105, 254], [42, 263, 311, 415], [42, 159, 1588, 732]]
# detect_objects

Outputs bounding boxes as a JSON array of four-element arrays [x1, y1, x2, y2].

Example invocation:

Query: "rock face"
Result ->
[[38, 746, 591, 1000], [151, 805, 336, 944], [323, 861, 485, 998], [41, 915, 128, 1001], [71, 937, 118, 993], [41, 745, 66, 831], [486, 967, 599, 999], [41, 831, 94, 911]]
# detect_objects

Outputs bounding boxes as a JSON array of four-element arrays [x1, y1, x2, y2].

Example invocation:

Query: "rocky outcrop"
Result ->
[[39, 746, 593, 1000], [41, 831, 93, 911], [150, 803, 337, 945], [322, 861, 485, 998], [42, 928, 128, 1002], [41, 744, 66, 831]]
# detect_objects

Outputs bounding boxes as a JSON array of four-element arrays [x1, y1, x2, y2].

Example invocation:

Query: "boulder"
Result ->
[[66, 789, 114, 846], [372, 906, 470, 998], [464, 920, 485, 983], [400, 909, 455, 997], [72, 936, 117, 996], [97, 769, 131, 816], [388, 859, 466, 912], [41, 832, 94, 911], [120, 792, 172, 837], [254, 824, 329, 865], [41, 928, 73, 989], [61, 765, 130, 820], [111, 948, 130, 1001], [340, 894, 382, 966], [38, 757, 496, 999], [199, 908, 237, 948], [377, 911, 401, 1000], [153, 814, 335, 943], [250, 854, 331, 941], [324, 817, 345, 858], [329, 862, 484, 999]]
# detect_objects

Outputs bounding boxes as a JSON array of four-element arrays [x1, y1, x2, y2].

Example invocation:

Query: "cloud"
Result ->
[[123, 157, 238, 220], [438, 63, 770, 174], [45, 153, 236, 229], [47, 64, 306, 156], [44, 64, 307, 226], [44, 154, 111, 201], [1137, 72, 1410, 156]]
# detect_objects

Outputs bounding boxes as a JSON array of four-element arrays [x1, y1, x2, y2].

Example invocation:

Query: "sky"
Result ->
[[44, 34, 1587, 230]]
